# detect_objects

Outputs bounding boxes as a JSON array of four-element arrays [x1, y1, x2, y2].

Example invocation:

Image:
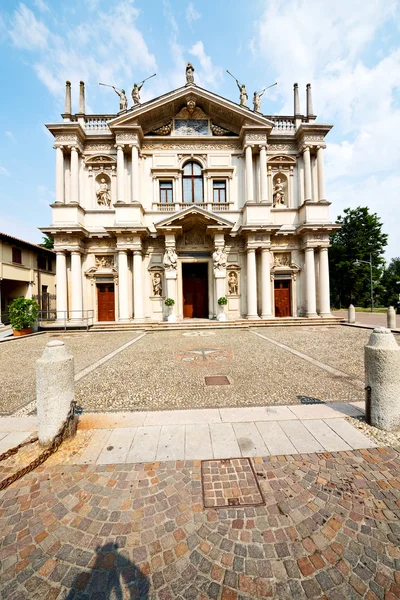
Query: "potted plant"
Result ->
[[217, 296, 228, 321], [8, 298, 39, 336], [164, 297, 176, 323]]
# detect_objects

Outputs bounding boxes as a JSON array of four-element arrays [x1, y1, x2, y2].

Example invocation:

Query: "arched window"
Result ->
[[182, 161, 203, 203]]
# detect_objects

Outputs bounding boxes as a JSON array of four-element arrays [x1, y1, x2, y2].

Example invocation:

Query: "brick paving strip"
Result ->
[[1, 448, 400, 599]]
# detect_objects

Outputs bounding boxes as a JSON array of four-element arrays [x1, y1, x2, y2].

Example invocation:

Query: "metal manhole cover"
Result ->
[[205, 376, 230, 386], [201, 458, 265, 509]]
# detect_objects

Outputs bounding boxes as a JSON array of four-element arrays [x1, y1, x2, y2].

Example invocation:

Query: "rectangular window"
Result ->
[[48, 259, 53, 272], [38, 256, 47, 270], [159, 181, 173, 203], [12, 248, 22, 264], [213, 180, 227, 203]]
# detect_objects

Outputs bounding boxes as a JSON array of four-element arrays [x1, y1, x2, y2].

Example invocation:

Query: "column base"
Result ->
[[247, 314, 260, 319], [118, 318, 131, 323], [261, 314, 274, 319], [133, 317, 145, 322], [305, 312, 318, 318], [319, 312, 333, 318]]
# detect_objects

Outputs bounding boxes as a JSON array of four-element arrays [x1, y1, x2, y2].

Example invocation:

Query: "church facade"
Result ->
[[42, 71, 339, 324]]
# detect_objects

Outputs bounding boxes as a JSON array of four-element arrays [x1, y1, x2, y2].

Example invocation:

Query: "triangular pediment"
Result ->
[[108, 84, 274, 136], [155, 205, 234, 231]]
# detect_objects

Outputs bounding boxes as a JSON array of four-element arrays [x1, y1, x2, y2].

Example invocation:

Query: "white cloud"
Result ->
[[9, 3, 49, 50], [189, 41, 223, 88], [33, 0, 49, 12], [5, 131, 16, 144], [186, 2, 201, 27], [0, 165, 10, 177]]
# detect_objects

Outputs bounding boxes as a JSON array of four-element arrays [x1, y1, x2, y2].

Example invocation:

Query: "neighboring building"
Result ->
[[0, 232, 56, 324], [42, 71, 339, 324]]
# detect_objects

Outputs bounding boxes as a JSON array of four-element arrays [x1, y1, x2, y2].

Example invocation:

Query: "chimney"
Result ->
[[294, 82, 301, 129], [78, 81, 85, 114], [306, 83, 316, 121], [63, 81, 71, 122]]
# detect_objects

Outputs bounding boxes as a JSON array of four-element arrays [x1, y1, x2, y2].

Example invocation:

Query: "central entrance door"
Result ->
[[182, 263, 208, 318], [97, 283, 115, 321], [274, 280, 291, 317]]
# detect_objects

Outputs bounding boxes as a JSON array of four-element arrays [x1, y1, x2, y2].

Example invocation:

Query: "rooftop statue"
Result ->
[[253, 89, 266, 113], [113, 87, 128, 111], [131, 73, 157, 106], [186, 62, 195, 84], [226, 70, 248, 107]]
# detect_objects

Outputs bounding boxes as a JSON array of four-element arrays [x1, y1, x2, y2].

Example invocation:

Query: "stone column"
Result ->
[[318, 247, 331, 317], [56, 251, 68, 320], [70, 251, 83, 319], [117, 145, 125, 203], [70, 146, 79, 204], [317, 146, 326, 202], [133, 250, 144, 320], [131, 145, 139, 203], [64, 81, 72, 115], [261, 248, 273, 318], [303, 146, 312, 201], [304, 247, 317, 317], [0, 281, 3, 326], [55, 147, 64, 204], [246, 248, 258, 318], [118, 250, 130, 321], [259, 145, 268, 203], [245, 145, 254, 203]]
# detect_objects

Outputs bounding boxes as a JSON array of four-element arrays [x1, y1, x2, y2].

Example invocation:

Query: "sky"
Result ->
[[0, 0, 399, 261]]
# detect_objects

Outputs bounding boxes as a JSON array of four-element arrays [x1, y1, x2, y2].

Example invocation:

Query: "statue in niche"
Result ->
[[112, 87, 128, 111], [253, 88, 266, 113], [152, 272, 162, 296], [228, 271, 238, 295], [186, 63, 195, 84], [96, 178, 111, 206], [273, 177, 285, 206], [213, 247, 227, 270], [163, 248, 178, 271]]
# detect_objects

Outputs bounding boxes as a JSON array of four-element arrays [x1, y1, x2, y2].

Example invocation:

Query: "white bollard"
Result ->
[[348, 304, 355, 324], [36, 340, 75, 446], [364, 327, 400, 431], [387, 306, 396, 329]]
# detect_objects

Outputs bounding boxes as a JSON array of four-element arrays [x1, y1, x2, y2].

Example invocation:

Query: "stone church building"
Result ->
[[42, 68, 339, 324]]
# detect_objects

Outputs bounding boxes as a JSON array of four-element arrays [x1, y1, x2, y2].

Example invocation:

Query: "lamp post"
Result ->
[[354, 253, 374, 312]]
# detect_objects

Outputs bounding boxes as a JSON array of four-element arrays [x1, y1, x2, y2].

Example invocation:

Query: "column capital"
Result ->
[[316, 144, 326, 151], [70, 249, 82, 255], [115, 144, 125, 150], [56, 250, 66, 256], [69, 145, 79, 153], [133, 249, 142, 256], [118, 249, 128, 255]]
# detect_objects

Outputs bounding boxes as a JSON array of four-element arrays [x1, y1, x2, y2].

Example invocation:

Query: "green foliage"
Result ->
[[39, 235, 54, 249], [8, 298, 39, 331], [217, 296, 228, 305], [329, 207, 388, 308], [164, 297, 175, 306], [380, 258, 400, 308]]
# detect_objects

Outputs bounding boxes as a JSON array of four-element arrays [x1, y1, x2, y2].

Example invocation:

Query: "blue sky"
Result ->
[[0, 0, 399, 260]]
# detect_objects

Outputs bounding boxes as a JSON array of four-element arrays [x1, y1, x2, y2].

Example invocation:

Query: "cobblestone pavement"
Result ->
[[76, 327, 365, 412], [0, 332, 141, 415], [1, 447, 399, 599]]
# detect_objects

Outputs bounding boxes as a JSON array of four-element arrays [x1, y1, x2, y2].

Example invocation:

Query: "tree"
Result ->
[[329, 207, 388, 308], [381, 258, 400, 308], [39, 235, 54, 249]]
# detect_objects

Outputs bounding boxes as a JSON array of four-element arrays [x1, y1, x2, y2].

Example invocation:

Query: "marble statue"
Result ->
[[273, 178, 285, 206], [96, 178, 111, 206], [228, 271, 238, 295], [253, 89, 266, 113], [113, 87, 128, 111], [236, 79, 248, 107], [186, 63, 195, 84], [213, 247, 227, 270], [152, 272, 162, 296], [163, 248, 178, 271], [131, 82, 144, 105]]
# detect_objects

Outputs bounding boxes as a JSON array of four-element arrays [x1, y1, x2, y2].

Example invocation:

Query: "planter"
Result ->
[[217, 305, 227, 322], [167, 306, 177, 323], [13, 327, 32, 337]]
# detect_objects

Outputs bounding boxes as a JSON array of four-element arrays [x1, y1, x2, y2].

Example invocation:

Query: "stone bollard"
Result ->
[[364, 327, 400, 431], [348, 304, 355, 324], [36, 340, 75, 446], [387, 306, 396, 329]]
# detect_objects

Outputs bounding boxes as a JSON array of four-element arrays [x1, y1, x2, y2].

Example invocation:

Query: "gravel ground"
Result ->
[[76, 328, 364, 412], [347, 415, 400, 446], [254, 325, 400, 379], [0, 331, 142, 415]]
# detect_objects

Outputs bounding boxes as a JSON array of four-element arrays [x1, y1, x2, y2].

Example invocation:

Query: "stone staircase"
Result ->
[[89, 316, 344, 333]]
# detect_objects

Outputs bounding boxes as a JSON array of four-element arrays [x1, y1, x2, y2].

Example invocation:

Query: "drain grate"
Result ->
[[201, 458, 265, 508], [205, 376, 230, 386]]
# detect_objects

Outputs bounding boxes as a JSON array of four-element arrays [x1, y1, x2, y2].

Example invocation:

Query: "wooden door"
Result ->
[[97, 283, 115, 321], [274, 280, 291, 317], [183, 264, 208, 318]]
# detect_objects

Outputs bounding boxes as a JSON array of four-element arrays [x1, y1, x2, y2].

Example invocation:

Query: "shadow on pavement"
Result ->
[[65, 542, 150, 599]]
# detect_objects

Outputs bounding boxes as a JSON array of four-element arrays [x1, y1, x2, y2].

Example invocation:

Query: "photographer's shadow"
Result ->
[[66, 542, 150, 599]]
